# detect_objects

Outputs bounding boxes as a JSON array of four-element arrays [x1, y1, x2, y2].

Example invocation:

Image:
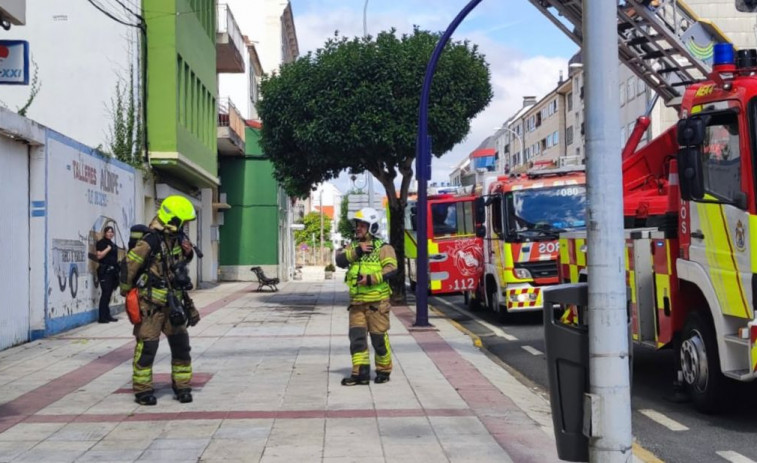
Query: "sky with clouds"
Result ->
[[288, 0, 578, 194]]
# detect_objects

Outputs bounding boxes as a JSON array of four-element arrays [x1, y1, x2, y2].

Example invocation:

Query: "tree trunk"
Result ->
[[388, 202, 406, 304]]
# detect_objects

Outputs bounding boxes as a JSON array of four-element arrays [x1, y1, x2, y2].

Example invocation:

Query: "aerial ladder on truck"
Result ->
[[528, 0, 731, 107]]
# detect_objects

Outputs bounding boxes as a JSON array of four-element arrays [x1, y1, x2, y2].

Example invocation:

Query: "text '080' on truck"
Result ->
[[559, 43, 757, 413], [468, 166, 587, 322]]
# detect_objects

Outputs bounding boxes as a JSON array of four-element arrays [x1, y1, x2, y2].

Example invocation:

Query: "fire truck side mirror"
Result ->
[[677, 117, 707, 147], [736, 0, 757, 12], [677, 147, 705, 201]]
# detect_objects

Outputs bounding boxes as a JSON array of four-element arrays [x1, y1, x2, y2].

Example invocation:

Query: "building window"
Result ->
[[566, 126, 573, 145], [637, 78, 646, 95], [567, 92, 573, 112], [627, 76, 635, 101], [552, 131, 559, 146]]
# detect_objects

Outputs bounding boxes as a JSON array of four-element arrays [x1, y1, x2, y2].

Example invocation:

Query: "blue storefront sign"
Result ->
[[0, 40, 29, 85]]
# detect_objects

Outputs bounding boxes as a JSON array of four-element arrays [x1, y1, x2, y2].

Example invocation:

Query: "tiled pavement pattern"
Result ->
[[0, 278, 561, 462]]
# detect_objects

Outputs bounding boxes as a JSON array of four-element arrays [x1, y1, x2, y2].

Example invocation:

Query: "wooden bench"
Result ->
[[251, 266, 279, 292]]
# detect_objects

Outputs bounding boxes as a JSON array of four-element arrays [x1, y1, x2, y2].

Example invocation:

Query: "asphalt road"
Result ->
[[427, 293, 757, 463]]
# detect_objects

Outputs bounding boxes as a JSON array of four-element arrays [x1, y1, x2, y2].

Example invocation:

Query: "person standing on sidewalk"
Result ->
[[335, 207, 398, 386], [121, 195, 200, 406], [95, 226, 119, 323]]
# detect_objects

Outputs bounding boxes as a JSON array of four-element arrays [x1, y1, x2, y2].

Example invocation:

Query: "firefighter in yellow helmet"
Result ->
[[122, 195, 201, 406], [335, 207, 398, 385]]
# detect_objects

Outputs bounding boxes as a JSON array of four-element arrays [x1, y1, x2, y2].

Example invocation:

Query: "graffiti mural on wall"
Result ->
[[46, 132, 135, 321]]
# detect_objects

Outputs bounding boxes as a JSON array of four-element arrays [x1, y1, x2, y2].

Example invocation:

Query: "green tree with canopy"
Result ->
[[258, 27, 492, 300], [295, 211, 333, 249]]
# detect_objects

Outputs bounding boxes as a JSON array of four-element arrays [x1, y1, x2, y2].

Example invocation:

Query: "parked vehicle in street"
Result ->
[[468, 165, 587, 322], [404, 187, 484, 295]]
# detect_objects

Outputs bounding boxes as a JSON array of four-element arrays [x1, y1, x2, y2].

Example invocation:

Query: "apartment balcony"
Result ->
[[217, 97, 245, 156], [216, 4, 245, 73]]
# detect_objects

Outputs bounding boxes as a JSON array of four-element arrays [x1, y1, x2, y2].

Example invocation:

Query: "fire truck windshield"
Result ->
[[505, 185, 586, 239]]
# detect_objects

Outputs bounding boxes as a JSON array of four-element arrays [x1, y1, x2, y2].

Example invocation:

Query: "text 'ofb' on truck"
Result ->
[[559, 43, 757, 413]]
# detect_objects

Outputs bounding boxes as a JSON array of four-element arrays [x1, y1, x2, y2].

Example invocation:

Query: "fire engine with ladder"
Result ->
[[532, 0, 757, 412]]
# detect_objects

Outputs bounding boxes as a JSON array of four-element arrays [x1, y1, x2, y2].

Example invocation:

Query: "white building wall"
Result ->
[[686, 0, 757, 49], [223, 0, 291, 75], [0, 1, 141, 151]]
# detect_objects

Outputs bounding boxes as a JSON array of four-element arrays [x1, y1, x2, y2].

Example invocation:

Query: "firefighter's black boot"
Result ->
[[174, 388, 193, 403], [135, 391, 157, 406], [341, 365, 370, 386], [374, 372, 391, 384]]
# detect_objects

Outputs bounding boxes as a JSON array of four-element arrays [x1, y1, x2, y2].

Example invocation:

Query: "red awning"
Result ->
[[470, 148, 495, 158]]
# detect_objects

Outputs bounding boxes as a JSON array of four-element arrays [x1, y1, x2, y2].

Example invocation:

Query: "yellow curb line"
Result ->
[[429, 304, 482, 347], [429, 302, 664, 463], [633, 441, 664, 463]]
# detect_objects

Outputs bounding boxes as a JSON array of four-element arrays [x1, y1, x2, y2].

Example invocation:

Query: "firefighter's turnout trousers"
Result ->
[[348, 300, 393, 377], [132, 297, 192, 394]]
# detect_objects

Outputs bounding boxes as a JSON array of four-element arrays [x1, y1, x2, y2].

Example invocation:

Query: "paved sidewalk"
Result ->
[[0, 279, 562, 462]]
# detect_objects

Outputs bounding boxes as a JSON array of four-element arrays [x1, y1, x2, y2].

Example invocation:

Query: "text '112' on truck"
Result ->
[[560, 43, 757, 413]]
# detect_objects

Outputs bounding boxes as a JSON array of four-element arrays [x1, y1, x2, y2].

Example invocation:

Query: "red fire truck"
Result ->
[[467, 166, 587, 322], [404, 189, 484, 295], [559, 43, 757, 412]]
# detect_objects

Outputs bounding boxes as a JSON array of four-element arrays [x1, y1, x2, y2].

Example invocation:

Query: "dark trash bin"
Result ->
[[543, 283, 589, 463]]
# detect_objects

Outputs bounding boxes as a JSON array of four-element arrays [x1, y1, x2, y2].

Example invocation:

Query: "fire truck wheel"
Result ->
[[679, 312, 724, 413], [486, 284, 509, 322], [465, 291, 482, 312]]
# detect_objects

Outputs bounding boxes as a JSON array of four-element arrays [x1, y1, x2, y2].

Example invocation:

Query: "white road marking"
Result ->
[[521, 345, 544, 356], [638, 409, 689, 431], [432, 296, 519, 341], [716, 451, 757, 463]]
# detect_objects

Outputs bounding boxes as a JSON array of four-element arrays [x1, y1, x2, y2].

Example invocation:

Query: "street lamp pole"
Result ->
[[364, 0, 375, 209], [498, 125, 523, 173], [319, 189, 324, 265], [415, 0, 482, 327]]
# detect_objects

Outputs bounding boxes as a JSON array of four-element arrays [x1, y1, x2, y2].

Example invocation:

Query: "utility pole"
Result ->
[[319, 189, 324, 265], [584, 1, 632, 460], [311, 232, 316, 265]]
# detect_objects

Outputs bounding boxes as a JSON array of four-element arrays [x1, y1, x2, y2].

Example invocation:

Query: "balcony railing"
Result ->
[[216, 4, 245, 73], [217, 97, 245, 155]]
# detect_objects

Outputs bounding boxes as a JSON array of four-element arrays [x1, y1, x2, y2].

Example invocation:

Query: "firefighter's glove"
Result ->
[[184, 295, 201, 327], [187, 306, 200, 327]]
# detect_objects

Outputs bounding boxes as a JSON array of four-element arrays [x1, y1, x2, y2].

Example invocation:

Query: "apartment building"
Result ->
[[218, 0, 300, 282]]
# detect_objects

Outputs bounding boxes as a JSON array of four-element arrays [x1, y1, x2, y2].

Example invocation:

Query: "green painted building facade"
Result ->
[[143, 0, 218, 188], [218, 127, 282, 278]]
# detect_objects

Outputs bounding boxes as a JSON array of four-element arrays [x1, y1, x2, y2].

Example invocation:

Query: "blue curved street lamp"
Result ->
[[414, 0, 483, 326]]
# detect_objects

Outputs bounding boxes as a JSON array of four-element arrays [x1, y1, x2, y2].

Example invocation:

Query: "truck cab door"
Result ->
[[682, 110, 753, 320]]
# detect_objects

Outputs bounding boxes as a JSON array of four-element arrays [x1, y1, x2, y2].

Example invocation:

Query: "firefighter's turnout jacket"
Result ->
[[336, 237, 398, 377], [123, 218, 194, 395]]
